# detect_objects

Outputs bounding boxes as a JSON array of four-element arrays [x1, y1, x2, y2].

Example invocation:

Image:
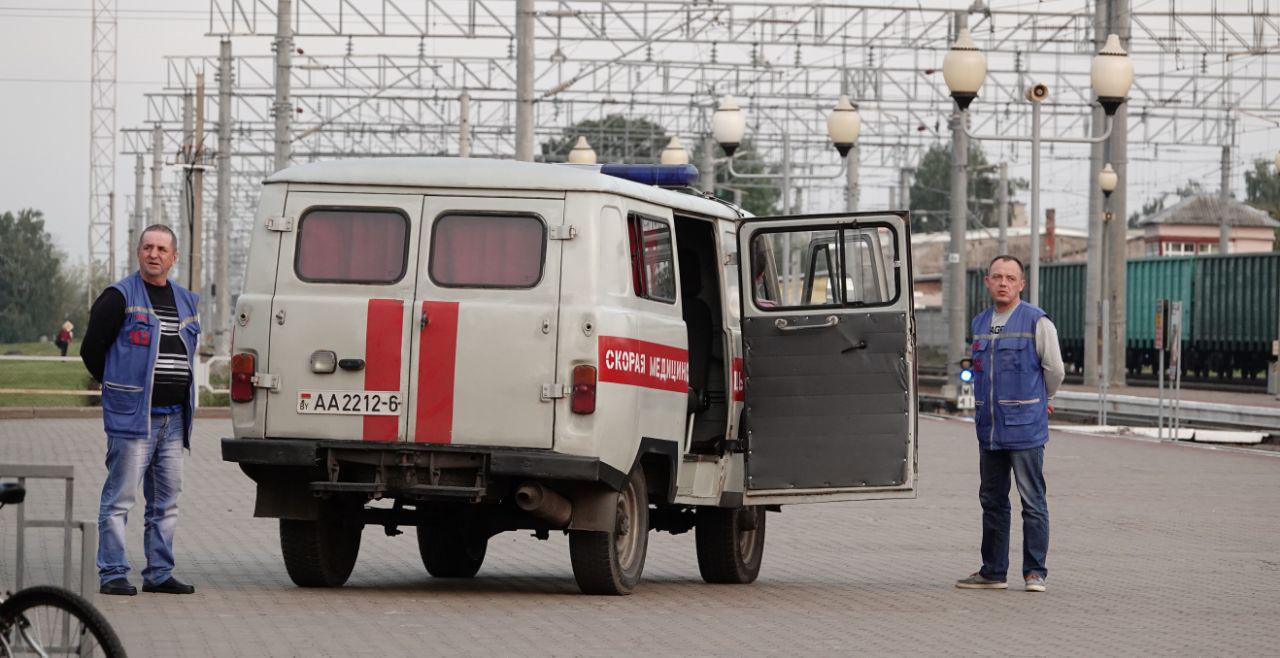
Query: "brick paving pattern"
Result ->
[[1, 417, 1278, 656]]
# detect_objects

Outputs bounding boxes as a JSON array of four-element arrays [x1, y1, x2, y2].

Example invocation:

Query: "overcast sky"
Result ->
[[2, 0, 1278, 268]]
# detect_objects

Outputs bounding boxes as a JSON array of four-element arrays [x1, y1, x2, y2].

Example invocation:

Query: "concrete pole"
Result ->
[[150, 123, 163, 229], [996, 163, 1009, 255], [846, 146, 860, 212], [191, 73, 205, 297], [1219, 144, 1231, 254], [515, 0, 535, 161], [273, 0, 293, 172], [899, 168, 912, 213], [216, 38, 233, 353], [699, 135, 715, 194], [108, 192, 116, 281], [1107, 0, 1131, 386], [1084, 0, 1107, 388], [945, 117, 970, 394], [180, 92, 194, 266], [1029, 102, 1042, 306], [131, 153, 144, 262], [458, 91, 472, 157]]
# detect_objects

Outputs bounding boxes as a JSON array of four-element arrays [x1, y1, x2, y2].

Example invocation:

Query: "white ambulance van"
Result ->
[[222, 157, 917, 595]]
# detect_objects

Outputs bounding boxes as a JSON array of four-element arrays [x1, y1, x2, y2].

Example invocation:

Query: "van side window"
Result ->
[[749, 224, 900, 311], [295, 208, 409, 284], [626, 214, 676, 303], [430, 213, 546, 288]]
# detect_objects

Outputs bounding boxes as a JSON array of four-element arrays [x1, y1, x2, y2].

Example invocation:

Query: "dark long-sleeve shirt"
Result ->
[[80, 281, 191, 408]]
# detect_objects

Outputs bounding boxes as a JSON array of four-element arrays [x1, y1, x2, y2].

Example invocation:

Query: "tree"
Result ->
[[541, 114, 671, 164], [1244, 158, 1280, 249], [907, 143, 1015, 234], [0, 209, 78, 343], [542, 115, 780, 217], [1128, 178, 1207, 228]]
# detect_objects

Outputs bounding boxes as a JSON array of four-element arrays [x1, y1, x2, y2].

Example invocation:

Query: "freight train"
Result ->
[[966, 252, 1280, 387]]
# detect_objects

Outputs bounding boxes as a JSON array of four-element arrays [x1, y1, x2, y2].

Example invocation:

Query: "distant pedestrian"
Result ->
[[956, 255, 1065, 593], [55, 321, 73, 357], [80, 224, 200, 596]]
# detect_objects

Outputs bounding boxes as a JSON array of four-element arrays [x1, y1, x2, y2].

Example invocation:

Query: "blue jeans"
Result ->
[[978, 446, 1048, 580], [97, 411, 185, 586]]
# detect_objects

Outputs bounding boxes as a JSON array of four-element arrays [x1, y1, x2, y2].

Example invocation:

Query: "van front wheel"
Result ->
[[568, 468, 649, 595], [695, 505, 766, 584]]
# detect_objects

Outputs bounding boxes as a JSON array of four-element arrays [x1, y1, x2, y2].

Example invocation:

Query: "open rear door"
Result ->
[[737, 212, 916, 504]]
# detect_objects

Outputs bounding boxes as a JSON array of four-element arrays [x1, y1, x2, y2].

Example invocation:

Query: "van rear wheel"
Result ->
[[417, 521, 487, 578], [280, 508, 362, 588], [695, 505, 766, 584], [568, 468, 649, 595]]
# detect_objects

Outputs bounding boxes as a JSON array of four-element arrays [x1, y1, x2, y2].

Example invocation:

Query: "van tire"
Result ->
[[695, 505, 766, 584], [279, 513, 362, 588], [417, 522, 487, 578], [568, 468, 649, 595]]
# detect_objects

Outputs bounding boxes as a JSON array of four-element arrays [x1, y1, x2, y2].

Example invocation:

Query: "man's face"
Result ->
[[985, 259, 1024, 306], [137, 231, 178, 281]]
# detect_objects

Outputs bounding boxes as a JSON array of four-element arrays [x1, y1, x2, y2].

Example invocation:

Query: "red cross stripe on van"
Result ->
[[597, 336, 689, 393], [363, 299, 404, 442]]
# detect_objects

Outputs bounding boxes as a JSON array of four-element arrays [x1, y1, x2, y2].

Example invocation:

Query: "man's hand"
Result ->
[[1047, 404, 1054, 414]]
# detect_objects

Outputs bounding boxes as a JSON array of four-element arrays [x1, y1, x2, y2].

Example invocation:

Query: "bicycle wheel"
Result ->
[[0, 586, 126, 657]]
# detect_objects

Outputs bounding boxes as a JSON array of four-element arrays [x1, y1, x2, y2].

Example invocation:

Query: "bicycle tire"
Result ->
[[0, 585, 126, 658]]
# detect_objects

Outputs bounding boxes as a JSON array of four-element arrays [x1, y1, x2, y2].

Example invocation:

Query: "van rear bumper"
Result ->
[[221, 437, 626, 491]]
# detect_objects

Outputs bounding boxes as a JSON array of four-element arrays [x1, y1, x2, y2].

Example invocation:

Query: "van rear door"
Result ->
[[265, 192, 421, 441], [736, 212, 917, 503], [407, 195, 565, 449]]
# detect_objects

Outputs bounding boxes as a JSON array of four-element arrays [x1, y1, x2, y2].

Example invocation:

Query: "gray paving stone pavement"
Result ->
[[1, 417, 1278, 656]]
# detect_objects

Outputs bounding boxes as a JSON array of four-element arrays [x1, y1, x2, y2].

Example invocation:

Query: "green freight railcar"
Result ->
[[961, 253, 1279, 383], [1188, 252, 1280, 381]]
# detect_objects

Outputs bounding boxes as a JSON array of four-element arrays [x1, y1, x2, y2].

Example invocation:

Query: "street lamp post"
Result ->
[[1097, 163, 1118, 425], [942, 30, 1134, 307], [712, 94, 861, 293], [567, 136, 597, 164]]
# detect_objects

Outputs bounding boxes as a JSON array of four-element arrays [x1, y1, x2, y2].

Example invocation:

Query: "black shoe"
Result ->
[[142, 577, 195, 594], [99, 578, 137, 596]]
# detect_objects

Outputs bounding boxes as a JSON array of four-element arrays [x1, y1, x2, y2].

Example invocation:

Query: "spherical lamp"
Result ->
[[826, 95, 861, 157], [1091, 34, 1134, 116], [567, 136, 597, 164], [942, 27, 987, 111], [711, 95, 747, 157]]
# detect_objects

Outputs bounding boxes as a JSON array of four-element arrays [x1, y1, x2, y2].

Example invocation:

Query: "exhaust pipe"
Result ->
[[515, 483, 572, 528]]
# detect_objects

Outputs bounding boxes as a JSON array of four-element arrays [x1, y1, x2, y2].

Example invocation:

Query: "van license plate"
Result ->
[[296, 391, 401, 415]]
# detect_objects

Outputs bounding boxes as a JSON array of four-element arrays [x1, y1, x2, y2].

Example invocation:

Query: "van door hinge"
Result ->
[[252, 373, 281, 391], [540, 383, 567, 401], [548, 225, 577, 240], [265, 216, 295, 232]]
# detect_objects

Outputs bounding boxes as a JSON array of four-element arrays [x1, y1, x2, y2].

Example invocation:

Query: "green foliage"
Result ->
[[1243, 159, 1280, 249], [541, 114, 671, 163], [0, 357, 96, 407], [1128, 179, 1209, 228], [712, 138, 781, 217], [540, 115, 780, 217], [0, 209, 81, 343], [907, 143, 1017, 234]]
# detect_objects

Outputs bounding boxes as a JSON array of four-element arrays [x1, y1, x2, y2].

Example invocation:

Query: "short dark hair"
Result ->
[[138, 224, 178, 252], [987, 254, 1024, 275]]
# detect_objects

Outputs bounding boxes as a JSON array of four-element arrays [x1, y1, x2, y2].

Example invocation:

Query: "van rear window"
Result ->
[[295, 208, 409, 284], [430, 214, 546, 288]]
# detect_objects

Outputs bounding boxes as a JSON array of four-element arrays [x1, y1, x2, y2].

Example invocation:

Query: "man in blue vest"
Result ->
[[81, 225, 200, 595], [956, 255, 1065, 593]]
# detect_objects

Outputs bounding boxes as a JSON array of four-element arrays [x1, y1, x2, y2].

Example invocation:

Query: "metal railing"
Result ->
[[0, 464, 97, 599], [0, 354, 230, 406]]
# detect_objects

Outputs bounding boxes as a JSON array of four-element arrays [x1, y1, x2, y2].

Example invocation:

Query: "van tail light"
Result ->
[[230, 352, 256, 403], [570, 364, 597, 415]]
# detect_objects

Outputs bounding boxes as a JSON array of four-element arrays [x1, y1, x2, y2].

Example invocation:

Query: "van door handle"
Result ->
[[338, 359, 365, 371], [775, 315, 839, 332], [420, 309, 429, 330]]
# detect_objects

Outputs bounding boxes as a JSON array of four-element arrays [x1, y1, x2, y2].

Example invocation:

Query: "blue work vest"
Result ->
[[100, 271, 201, 445], [970, 302, 1050, 450]]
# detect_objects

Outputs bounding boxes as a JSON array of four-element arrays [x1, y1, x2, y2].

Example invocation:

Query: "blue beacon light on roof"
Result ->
[[599, 163, 700, 187]]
